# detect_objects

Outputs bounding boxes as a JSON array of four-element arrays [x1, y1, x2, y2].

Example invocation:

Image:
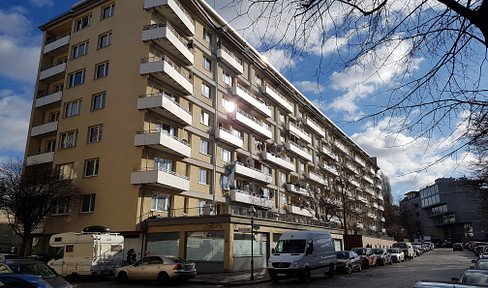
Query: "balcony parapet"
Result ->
[[290, 205, 315, 217], [287, 122, 311, 144], [234, 161, 272, 183], [144, 0, 195, 35], [39, 62, 66, 81], [35, 90, 63, 108], [286, 183, 309, 196], [31, 121, 58, 137], [230, 189, 273, 209], [262, 84, 293, 113], [304, 171, 326, 185], [218, 45, 244, 74], [215, 127, 243, 148], [235, 84, 271, 117], [138, 93, 192, 126], [44, 33, 70, 54], [135, 130, 191, 158], [285, 142, 312, 162], [262, 151, 295, 171], [233, 108, 272, 139], [131, 168, 189, 191], [26, 152, 54, 166], [304, 118, 325, 138], [140, 56, 192, 94]]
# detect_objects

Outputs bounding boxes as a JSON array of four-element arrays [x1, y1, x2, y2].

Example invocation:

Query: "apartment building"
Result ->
[[25, 0, 387, 272]]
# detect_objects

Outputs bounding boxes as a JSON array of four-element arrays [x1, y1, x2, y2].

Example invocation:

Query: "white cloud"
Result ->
[[294, 80, 325, 94], [0, 10, 31, 36], [0, 90, 31, 153], [30, 0, 54, 7], [260, 48, 297, 73]]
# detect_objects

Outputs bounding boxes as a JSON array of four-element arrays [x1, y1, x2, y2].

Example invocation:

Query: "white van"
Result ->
[[392, 242, 415, 259], [267, 230, 337, 282], [47, 229, 124, 277]]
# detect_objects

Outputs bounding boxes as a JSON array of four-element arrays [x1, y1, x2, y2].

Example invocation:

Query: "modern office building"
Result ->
[[24, 0, 387, 272], [401, 178, 488, 242]]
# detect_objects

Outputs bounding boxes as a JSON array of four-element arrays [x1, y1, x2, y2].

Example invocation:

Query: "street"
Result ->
[[73, 248, 476, 288]]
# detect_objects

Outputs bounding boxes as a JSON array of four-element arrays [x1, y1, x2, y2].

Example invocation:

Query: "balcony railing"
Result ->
[[35, 90, 63, 108], [261, 151, 295, 171], [285, 142, 312, 162], [144, 0, 195, 35], [134, 129, 191, 158], [142, 22, 193, 65], [140, 55, 192, 94], [234, 161, 273, 183], [235, 84, 271, 117], [230, 190, 273, 209], [138, 93, 192, 126], [131, 168, 189, 191], [218, 45, 244, 74], [26, 151, 54, 166], [215, 127, 243, 148], [262, 84, 293, 113], [233, 108, 272, 139], [287, 122, 311, 144]]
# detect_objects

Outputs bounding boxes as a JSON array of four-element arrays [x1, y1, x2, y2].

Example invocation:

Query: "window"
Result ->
[[151, 193, 171, 212], [59, 130, 77, 149], [222, 70, 232, 85], [201, 111, 209, 126], [49, 111, 60, 122], [68, 70, 85, 87], [203, 28, 212, 44], [98, 32, 112, 49], [202, 83, 211, 98], [279, 113, 285, 123], [56, 163, 74, 180], [264, 166, 271, 176], [255, 140, 263, 151], [53, 83, 64, 93], [200, 139, 209, 155], [256, 74, 262, 85], [64, 100, 81, 117], [52, 202, 69, 216], [154, 157, 173, 171], [81, 194, 96, 213], [202, 56, 211, 71], [199, 169, 208, 185], [281, 172, 286, 183], [101, 4, 115, 19], [300, 162, 305, 171], [221, 175, 230, 189], [232, 128, 241, 138], [95, 62, 109, 79], [84, 158, 99, 177], [45, 139, 56, 152], [88, 125, 103, 143], [91, 93, 106, 110], [72, 42, 88, 58], [222, 97, 234, 112], [281, 192, 287, 205], [76, 15, 92, 31], [221, 148, 231, 162]]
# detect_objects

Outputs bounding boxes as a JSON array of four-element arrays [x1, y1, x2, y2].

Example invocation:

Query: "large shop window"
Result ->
[[233, 232, 268, 271], [146, 232, 179, 256], [186, 231, 224, 262]]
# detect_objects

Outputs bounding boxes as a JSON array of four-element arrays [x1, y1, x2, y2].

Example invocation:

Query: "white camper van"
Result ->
[[267, 230, 337, 282], [47, 227, 124, 277], [392, 242, 415, 260]]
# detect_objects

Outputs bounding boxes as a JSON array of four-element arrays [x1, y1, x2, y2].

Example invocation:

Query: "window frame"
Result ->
[[221, 148, 231, 162], [88, 125, 103, 143], [84, 158, 100, 177], [200, 111, 210, 126], [68, 70, 86, 88], [151, 193, 171, 212], [75, 15, 92, 31], [98, 32, 112, 49], [200, 139, 209, 155], [72, 41, 89, 59], [52, 202, 69, 216], [203, 28, 212, 44], [202, 56, 212, 71], [95, 62, 109, 79], [222, 70, 233, 86], [59, 130, 78, 149], [64, 100, 82, 118], [101, 4, 115, 20], [91, 92, 106, 111], [81, 194, 96, 213], [199, 168, 208, 185], [201, 83, 211, 98]]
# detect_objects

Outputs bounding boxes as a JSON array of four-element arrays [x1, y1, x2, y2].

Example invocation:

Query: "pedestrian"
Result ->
[[127, 248, 136, 265]]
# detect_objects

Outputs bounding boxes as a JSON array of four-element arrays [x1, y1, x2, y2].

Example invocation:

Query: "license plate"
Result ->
[[277, 273, 286, 277]]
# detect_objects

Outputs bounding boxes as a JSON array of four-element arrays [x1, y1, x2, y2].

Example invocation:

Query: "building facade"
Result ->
[[25, 0, 388, 272], [401, 178, 488, 243]]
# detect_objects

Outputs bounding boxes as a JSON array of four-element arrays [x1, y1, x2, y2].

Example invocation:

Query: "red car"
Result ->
[[453, 243, 464, 251], [351, 247, 377, 269]]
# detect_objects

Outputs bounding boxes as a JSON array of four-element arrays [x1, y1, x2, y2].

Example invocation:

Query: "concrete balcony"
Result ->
[[364, 188, 375, 196], [350, 179, 360, 188], [140, 56, 192, 95], [321, 145, 338, 161], [322, 162, 338, 176], [262, 84, 293, 113], [304, 118, 325, 138], [26, 152, 54, 166], [335, 140, 348, 155], [134, 131, 191, 158], [144, 0, 195, 36], [215, 127, 243, 148], [380, 217, 386, 222], [357, 223, 364, 229], [304, 171, 325, 185], [44, 33, 70, 55], [367, 212, 377, 220], [325, 197, 341, 206], [375, 182, 383, 190], [39, 62, 66, 81], [286, 183, 309, 196], [142, 22, 194, 65], [261, 151, 294, 171], [31, 121, 58, 137], [232, 108, 272, 139], [218, 46, 243, 74], [287, 122, 311, 144], [285, 142, 312, 162], [364, 175, 374, 185], [290, 205, 315, 217], [355, 156, 366, 167], [378, 205, 385, 211], [377, 194, 384, 201], [229, 190, 273, 209], [137, 93, 192, 126], [357, 195, 368, 203], [370, 225, 378, 231], [235, 84, 271, 117], [373, 202, 379, 209], [35, 90, 62, 109], [234, 162, 272, 183], [131, 169, 189, 191]]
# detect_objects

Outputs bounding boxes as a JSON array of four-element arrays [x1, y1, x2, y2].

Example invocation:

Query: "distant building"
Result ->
[[401, 178, 488, 242]]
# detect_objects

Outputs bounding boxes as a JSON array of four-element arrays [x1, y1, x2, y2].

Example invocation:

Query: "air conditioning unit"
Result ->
[[274, 145, 283, 154], [245, 157, 255, 167]]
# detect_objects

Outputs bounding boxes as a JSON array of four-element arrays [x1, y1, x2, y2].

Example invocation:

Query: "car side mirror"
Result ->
[[272, 248, 276, 254]]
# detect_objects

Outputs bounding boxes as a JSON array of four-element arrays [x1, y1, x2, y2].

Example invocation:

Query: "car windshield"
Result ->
[[8, 263, 57, 279], [373, 249, 384, 254], [475, 262, 488, 270], [462, 271, 488, 285], [336, 252, 349, 259], [353, 248, 367, 255], [275, 240, 306, 253]]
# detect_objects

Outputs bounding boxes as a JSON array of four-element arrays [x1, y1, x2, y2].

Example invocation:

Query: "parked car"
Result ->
[[393, 242, 416, 259], [335, 251, 362, 274], [472, 259, 488, 270], [0, 259, 74, 288], [115, 255, 196, 284], [0, 273, 54, 288], [452, 269, 488, 286], [351, 247, 377, 269], [373, 248, 392, 266], [387, 248, 405, 263], [453, 243, 465, 251], [414, 280, 488, 287]]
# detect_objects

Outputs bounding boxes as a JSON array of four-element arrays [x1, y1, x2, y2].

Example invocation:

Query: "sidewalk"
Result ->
[[189, 268, 270, 286]]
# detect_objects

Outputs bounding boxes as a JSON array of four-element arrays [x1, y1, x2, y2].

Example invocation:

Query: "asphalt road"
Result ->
[[72, 248, 477, 288]]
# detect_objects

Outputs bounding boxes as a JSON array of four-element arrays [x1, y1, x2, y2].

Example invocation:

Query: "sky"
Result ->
[[0, 0, 481, 202]]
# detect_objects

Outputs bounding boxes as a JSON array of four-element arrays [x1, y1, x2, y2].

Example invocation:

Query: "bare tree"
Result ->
[[222, 0, 488, 167], [0, 159, 80, 256]]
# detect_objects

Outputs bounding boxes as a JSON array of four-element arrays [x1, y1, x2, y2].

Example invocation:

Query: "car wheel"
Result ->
[[300, 268, 311, 282], [346, 265, 352, 274], [158, 272, 170, 285], [358, 264, 362, 272], [116, 272, 128, 284], [328, 264, 335, 278]]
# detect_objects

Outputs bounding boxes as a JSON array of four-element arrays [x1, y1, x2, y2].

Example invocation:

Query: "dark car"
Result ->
[[452, 269, 488, 286], [373, 248, 392, 266], [335, 251, 362, 274], [415, 280, 488, 287], [472, 259, 488, 270], [0, 259, 74, 288], [0, 273, 52, 288], [453, 243, 464, 251], [351, 247, 377, 269]]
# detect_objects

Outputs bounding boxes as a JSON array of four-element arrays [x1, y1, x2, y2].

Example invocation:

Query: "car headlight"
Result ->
[[291, 260, 300, 267]]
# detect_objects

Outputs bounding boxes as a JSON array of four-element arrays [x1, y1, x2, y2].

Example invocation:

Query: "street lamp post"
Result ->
[[250, 205, 256, 280]]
